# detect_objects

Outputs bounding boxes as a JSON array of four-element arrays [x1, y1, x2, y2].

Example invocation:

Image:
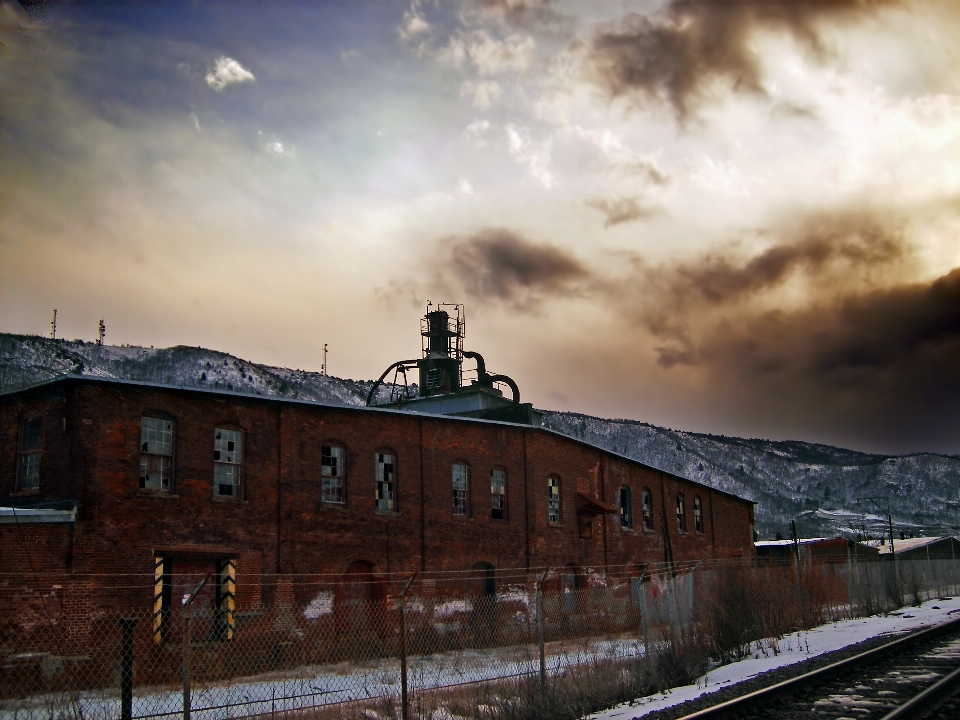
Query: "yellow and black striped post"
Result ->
[[217, 558, 236, 640]]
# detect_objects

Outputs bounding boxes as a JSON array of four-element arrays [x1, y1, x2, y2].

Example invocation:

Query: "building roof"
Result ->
[[1, 373, 755, 506], [864, 536, 954, 554], [755, 537, 839, 547]]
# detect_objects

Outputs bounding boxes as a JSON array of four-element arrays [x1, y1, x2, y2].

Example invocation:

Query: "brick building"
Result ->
[[1, 374, 755, 629]]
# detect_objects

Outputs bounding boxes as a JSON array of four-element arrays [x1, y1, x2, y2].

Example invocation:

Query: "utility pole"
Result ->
[[859, 496, 901, 604], [51, 309, 57, 340]]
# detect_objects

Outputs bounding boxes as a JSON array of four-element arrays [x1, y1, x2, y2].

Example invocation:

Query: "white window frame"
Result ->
[[452, 462, 470, 516], [375, 452, 396, 512], [214, 428, 243, 498], [140, 416, 174, 492], [491, 468, 507, 520]]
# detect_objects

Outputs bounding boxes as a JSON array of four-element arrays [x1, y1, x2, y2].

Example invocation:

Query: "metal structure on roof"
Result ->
[[366, 304, 538, 425]]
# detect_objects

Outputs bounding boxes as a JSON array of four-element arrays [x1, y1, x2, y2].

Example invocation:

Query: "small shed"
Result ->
[[755, 537, 879, 565]]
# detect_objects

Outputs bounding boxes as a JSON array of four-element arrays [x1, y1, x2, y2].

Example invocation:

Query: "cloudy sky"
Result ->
[[2, 0, 960, 454]]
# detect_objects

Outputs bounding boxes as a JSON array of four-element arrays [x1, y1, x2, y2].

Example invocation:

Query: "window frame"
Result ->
[[694, 495, 704, 533], [490, 467, 507, 520], [17, 415, 43, 493], [676, 493, 687, 533], [619, 486, 633, 530], [547, 475, 562, 525], [641, 488, 654, 531], [321, 443, 346, 505], [452, 461, 471, 517], [213, 426, 244, 499], [375, 450, 398, 513], [139, 414, 176, 493]]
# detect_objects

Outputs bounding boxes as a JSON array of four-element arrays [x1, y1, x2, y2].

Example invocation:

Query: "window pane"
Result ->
[[642, 490, 653, 530], [214, 429, 242, 464], [491, 469, 506, 519], [140, 455, 171, 491], [376, 453, 395, 511], [23, 419, 42, 451], [141, 417, 173, 456], [214, 463, 238, 496], [19, 452, 40, 490], [453, 463, 469, 516], [322, 446, 344, 504], [620, 487, 633, 529], [548, 477, 560, 523]]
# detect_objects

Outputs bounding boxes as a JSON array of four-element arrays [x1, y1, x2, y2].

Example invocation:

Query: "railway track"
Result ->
[[675, 614, 960, 720]]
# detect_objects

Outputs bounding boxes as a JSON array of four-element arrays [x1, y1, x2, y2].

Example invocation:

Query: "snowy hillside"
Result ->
[[3, 333, 959, 540]]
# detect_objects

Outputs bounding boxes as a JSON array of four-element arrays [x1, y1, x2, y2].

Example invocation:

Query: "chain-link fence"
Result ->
[[3, 555, 959, 720]]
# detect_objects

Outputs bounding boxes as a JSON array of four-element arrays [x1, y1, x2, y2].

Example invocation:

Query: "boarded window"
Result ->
[[322, 446, 345, 504], [140, 417, 173, 491], [676, 493, 687, 533], [214, 428, 242, 497], [491, 468, 506, 520], [547, 476, 561, 524], [375, 452, 395, 511], [642, 489, 654, 530], [18, 417, 42, 492], [620, 486, 633, 529], [452, 463, 470, 516], [694, 496, 704, 533]]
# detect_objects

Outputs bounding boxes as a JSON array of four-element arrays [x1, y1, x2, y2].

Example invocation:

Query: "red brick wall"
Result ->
[[1, 379, 755, 608]]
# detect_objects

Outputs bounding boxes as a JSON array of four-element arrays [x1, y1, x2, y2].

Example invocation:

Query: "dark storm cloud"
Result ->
[[585, 0, 895, 118], [650, 214, 904, 317], [587, 196, 656, 227], [445, 228, 590, 306]]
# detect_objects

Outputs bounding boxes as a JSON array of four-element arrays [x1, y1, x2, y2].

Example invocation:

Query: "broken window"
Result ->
[[452, 462, 470, 516], [214, 428, 242, 498], [676, 493, 687, 533], [322, 445, 345, 504], [694, 496, 704, 533], [140, 416, 174, 491], [620, 486, 633, 529], [491, 468, 506, 520], [375, 452, 396, 512], [547, 475, 561, 524], [18, 417, 42, 492], [642, 489, 654, 530]]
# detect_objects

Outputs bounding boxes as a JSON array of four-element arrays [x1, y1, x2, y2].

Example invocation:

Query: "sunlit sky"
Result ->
[[3, 0, 960, 454]]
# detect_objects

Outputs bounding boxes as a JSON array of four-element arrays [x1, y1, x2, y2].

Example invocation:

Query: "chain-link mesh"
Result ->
[[3, 557, 959, 719]]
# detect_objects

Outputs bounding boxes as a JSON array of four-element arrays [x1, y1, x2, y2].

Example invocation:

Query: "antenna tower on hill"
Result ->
[[97, 320, 106, 346], [322, 344, 328, 376], [51, 309, 57, 340]]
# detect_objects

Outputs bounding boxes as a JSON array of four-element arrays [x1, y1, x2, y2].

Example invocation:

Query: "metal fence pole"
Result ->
[[536, 568, 549, 706], [119, 617, 137, 720], [398, 571, 418, 720], [182, 605, 191, 720], [181, 574, 210, 720]]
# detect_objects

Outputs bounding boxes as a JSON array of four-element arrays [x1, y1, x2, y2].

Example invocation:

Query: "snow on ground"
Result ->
[[591, 595, 960, 720]]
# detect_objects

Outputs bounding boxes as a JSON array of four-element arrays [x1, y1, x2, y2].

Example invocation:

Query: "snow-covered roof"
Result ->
[[755, 537, 838, 547], [863, 536, 950, 554]]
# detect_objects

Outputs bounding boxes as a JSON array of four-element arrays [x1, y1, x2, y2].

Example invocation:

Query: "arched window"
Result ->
[[140, 415, 175, 492], [18, 417, 42, 492], [375, 452, 396, 512], [322, 445, 345, 504], [641, 488, 654, 531], [490, 468, 507, 520], [619, 486, 633, 529], [694, 496, 704, 533], [676, 493, 687, 533], [547, 475, 561, 524], [214, 427, 243, 498], [452, 462, 470, 516]]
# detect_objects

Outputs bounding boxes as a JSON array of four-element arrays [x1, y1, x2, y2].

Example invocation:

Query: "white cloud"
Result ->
[[506, 124, 553, 188], [463, 119, 493, 143], [461, 79, 503, 109], [438, 31, 535, 76], [205, 57, 255, 91]]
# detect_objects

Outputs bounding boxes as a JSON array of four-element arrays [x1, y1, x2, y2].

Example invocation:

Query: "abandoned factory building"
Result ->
[[0, 309, 755, 619]]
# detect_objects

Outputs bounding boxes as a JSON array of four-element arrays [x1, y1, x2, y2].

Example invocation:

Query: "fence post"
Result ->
[[119, 617, 137, 720], [181, 574, 210, 720], [182, 604, 191, 720], [536, 568, 549, 707], [398, 571, 418, 720]]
